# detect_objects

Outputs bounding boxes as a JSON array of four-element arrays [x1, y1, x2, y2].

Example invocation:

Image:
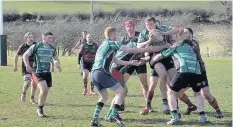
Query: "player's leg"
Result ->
[[154, 63, 170, 114], [82, 69, 89, 96], [91, 89, 108, 127], [30, 80, 37, 104], [82, 62, 89, 95], [179, 92, 197, 115], [136, 65, 148, 101], [200, 72, 223, 118], [191, 74, 208, 123], [201, 86, 223, 118], [90, 70, 108, 127], [37, 80, 49, 117], [21, 74, 31, 102], [167, 73, 186, 125], [108, 83, 125, 126], [140, 71, 159, 115]]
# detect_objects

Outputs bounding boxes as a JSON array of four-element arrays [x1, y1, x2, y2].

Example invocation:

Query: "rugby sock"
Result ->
[[199, 111, 206, 116], [106, 108, 112, 117], [110, 104, 121, 116], [31, 96, 34, 100], [92, 102, 104, 122], [38, 105, 44, 110], [171, 110, 178, 117], [208, 98, 220, 111], [180, 94, 195, 108], [162, 99, 168, 105], [83, 78, 88, 90]]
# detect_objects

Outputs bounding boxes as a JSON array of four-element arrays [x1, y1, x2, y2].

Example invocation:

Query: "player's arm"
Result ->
[[113, 56, 139, 66], [160, 27, 180, 36], [77, 44, 84, 65], [71, 38, 82, 55], [13, 45, 22, 71], [120, 43, 170, 54], [53, 49, 61, 72], [136, 33, 154, 48], [150, 46, 176, 64]]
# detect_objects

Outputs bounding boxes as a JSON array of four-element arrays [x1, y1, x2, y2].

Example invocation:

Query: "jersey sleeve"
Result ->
[[158, 25, 172, 32], [26, 44, 36, 55], [109, 41, 121, 50], [161, 46, 176, 58], [16, 44, 23, 56], [137, 32, 145, 43]]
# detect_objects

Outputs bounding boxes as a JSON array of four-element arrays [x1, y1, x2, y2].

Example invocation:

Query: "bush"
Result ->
[[3, 8, 232, 23]]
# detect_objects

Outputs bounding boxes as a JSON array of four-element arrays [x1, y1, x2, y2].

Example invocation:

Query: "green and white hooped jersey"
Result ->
[[161, 43, 201, 74], [27, 42, 56, 73], [92, 39, 121, 72]]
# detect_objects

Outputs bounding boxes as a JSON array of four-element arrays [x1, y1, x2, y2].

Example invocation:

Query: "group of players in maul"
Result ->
[[13, 16, 224, 127]]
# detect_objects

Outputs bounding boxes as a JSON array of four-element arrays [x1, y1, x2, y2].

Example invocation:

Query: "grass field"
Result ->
[[3, 1, 215, 13], [0, 57, 232, 127]]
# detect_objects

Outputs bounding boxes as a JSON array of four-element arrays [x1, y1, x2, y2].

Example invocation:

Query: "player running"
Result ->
[[90, 27, 140, 127], [23, 32, 61, 118], [149, 39, 207, 125], [137, 17, 178, 114], [13, 32, 37, 104], [72, 31, 87, 74], [80, 34, 98, 96], [178, 28, 224, 118]]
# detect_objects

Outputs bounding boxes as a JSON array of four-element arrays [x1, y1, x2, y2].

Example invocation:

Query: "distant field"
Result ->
[[4, 1, 214, 13]]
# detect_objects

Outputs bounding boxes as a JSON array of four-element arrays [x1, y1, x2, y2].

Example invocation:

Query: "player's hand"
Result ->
[[129, 60, 140, 66], [26, 66, 32, 73], [13, 66, 18, 72], [148, 34, 155, 43]]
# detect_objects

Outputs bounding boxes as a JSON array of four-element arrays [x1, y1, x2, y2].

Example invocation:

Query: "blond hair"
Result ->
[[24, 32, 33, 41], [104, 27, 117, 39]]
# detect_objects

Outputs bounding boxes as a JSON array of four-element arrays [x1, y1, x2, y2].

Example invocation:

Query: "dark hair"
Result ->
[[43, 32, 53, 36], [144, 16, 160, 25], [185, 28, 193, 38]]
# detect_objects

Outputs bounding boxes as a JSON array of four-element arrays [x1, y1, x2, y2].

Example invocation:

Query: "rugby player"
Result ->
[[23, 32, 61, 118], [13, 32, 37, 104], [90, 27, 140, 127], [79, 34, 98, 96], [178, 28, 224, 118]]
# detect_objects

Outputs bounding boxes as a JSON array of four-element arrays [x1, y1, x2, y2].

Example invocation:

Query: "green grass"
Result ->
[[4, 1, 214, 13], [0, 57, 232, 127]]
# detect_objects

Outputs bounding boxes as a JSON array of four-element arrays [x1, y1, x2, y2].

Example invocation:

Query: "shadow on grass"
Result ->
[[0, 117, 7, 120], [45, 115, 92, 120], [46, 103, 95, 108], [124, 118, 232, 126], [191, 111, 232, 118]]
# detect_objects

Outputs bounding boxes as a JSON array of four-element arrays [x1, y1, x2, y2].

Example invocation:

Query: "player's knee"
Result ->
[[202, 92, 213, 101], [167, 87, 174, 95], [24, 80, 31, 86]]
